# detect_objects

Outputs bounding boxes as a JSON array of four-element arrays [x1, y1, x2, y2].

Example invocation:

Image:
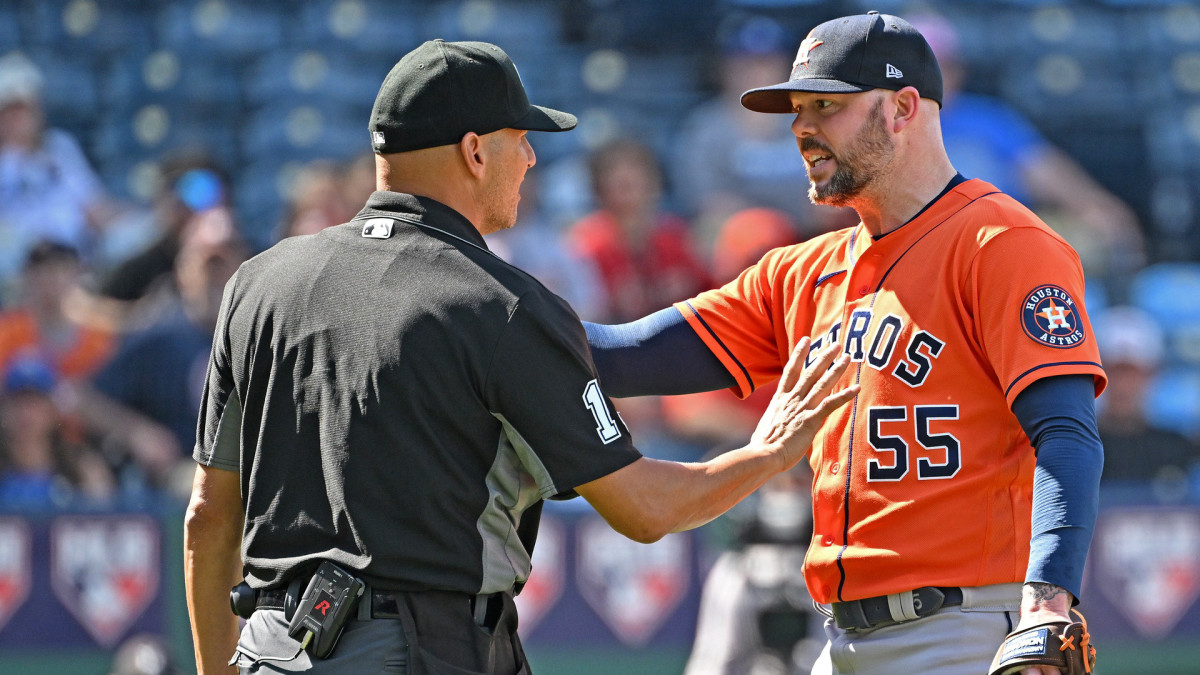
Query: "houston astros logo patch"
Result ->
[[1022, 285, 1084, 348]]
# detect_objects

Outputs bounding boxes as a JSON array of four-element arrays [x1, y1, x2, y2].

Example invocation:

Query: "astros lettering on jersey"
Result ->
[[675, 179, 1106, 604]]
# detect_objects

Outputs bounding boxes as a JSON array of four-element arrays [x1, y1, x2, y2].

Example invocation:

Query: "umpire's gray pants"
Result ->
[[232, 590, 529, 674], [811, 582, 1022, 675], [233, 610, 408, 673]]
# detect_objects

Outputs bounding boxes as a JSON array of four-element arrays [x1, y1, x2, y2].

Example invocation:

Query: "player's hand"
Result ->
[[1012, 583, 1075, 675], [1016, 582, 1074, 630], [751, 337, 858, 470]]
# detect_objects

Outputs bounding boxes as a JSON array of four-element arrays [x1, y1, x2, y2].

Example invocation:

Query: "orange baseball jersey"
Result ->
[[675, 179, 1107, 604]]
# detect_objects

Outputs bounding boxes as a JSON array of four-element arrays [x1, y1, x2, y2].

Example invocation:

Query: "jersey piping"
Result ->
[[1005, 361, 1104, 399], [681, 300, 756, 394], [814, 270, 846, 288]]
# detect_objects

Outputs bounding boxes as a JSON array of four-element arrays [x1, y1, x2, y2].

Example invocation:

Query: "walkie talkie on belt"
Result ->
[[286, 561, 365, 659]]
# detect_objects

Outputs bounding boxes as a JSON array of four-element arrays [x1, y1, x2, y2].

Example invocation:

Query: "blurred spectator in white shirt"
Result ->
[[0, 52, 118, 295], [1093, 306, 1199, 484]]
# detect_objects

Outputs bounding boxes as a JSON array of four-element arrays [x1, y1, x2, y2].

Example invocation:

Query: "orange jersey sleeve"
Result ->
[[965, 220, 1106, 404]]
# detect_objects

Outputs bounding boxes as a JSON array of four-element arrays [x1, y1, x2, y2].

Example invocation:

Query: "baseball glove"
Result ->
[[988, 609, 1096, 675]]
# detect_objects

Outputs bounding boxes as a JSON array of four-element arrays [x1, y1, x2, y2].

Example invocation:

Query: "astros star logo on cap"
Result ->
[[792, 37, 824, 72]]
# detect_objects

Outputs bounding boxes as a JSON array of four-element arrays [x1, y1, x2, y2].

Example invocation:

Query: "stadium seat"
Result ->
[[422, 0, 563, 45], [101, 51, 243, 116], [1131, 262, 1200, 366], [22, 48, 100, 130], [1132, 262, 1200, 325], [92, 101, 240, 166], [999, 49, 1135, 126], [1144, 106, 1200, 175], [0, 5, 21, 52], [293, 0, 423, 55], [238, 103, 365, 163], [240, 49, 391, 109], [1005, 5, 1128, 57], [19, 0, 154, 55], [1145, 367, 1200, 438], [155, 0, 285, 58], [572, 0, 718, 51]]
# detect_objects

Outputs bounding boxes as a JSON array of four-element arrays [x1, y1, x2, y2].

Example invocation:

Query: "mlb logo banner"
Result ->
[[0, 519, 32, 633], [514, 515, 565, 635], [50, 515, 160, 647], [576, 515, 689, 646], [1093, 507, 1200, 639]]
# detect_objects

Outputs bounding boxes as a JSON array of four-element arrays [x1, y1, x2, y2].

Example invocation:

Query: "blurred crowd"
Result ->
[[0, 7, 1198, 521], [0, 0, 1191, 530]]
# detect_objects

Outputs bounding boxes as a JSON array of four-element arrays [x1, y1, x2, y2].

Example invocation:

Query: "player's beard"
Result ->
[[804, 99, 894, 207]]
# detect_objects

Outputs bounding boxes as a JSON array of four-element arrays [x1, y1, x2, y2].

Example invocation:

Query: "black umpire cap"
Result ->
[[370, 40, 577, 154], [741, 12, 943, 114]]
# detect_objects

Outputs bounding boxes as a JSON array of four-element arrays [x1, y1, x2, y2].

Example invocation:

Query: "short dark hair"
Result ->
[[23, 240, 79, 270], [586, 138, 662, 197]]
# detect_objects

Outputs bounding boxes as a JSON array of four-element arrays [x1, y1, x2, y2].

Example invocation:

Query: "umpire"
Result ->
[[184, 39, 856, 674]]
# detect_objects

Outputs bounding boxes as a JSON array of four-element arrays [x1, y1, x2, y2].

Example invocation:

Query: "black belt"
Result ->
[[255, 586, 502, 625], [831, 586, 963, 630], [255, 587, 405, 619]]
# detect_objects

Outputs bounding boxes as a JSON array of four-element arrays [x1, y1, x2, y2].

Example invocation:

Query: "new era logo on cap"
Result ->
[[372, 131, 386, 147], [886, 64, 903, 79]]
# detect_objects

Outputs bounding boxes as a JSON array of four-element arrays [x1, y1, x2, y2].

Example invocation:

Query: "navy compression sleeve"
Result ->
[[1010, 374, 1103, 600], [584, 307, 735, 397]]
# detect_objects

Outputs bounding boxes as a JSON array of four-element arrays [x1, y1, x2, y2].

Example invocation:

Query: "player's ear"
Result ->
[[890, 87, 921, 131], [458, 131, 487, 180]]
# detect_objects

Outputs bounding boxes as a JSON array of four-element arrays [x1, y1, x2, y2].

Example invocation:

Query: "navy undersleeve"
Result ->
[[584, 308, 734, 397], [1010, 374, 1103, 600]]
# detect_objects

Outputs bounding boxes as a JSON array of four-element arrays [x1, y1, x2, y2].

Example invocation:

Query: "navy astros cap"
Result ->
[[741, 11, 943, 114], [370, 40, 577, 154]]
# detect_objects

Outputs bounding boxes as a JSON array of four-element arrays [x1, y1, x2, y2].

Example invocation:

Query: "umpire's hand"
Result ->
[[752, 338, 857, 472], [576, 336, 856, 543]]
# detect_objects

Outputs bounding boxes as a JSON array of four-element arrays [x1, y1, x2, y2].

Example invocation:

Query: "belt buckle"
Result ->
[[909, 587, 946, 619], [831, 586, 952, 631]]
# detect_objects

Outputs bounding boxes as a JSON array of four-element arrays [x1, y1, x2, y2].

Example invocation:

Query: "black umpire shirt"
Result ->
[[194, 191, 642, 594]]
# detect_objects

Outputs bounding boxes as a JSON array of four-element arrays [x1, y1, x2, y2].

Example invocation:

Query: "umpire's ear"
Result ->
[[458, 131, 487, 180]]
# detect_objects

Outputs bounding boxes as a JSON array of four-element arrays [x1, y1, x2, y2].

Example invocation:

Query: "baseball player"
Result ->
[[586, 13, 1103, 675]]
